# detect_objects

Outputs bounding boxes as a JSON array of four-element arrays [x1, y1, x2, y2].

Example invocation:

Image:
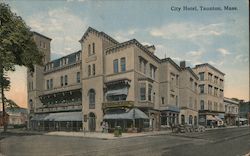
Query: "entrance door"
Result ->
[[88, 112, 96, 132]]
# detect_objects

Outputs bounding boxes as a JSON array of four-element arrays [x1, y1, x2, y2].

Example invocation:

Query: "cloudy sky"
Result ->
[[4, 0, 249, 108]]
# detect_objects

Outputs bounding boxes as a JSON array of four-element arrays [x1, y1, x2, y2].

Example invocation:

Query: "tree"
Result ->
[[0, 3, 43, 132]]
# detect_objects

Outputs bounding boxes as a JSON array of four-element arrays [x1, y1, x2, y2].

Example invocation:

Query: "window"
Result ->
[[148, 84, 152, 101], [208, 73, 213, 82], [176, 96, 178, 106], [200, 100, 204, 110], [140, 83, 146, 101], [161, 97, 165, 104], [214, 87, 218, 96], [50, 79, 53, 89], [189, 115, 193, 125], [77, 72, 80, 83], [220, 103, 224, 111], [113, 59, 119, 73], [92, 64, 95, 76], [181, 115, 185, 125], [208, 85, 213, 95], [120, 57, 126, 72], [47, 80, 50, 89], [190, 78, 193, 89], [176, 75, 179, 86], [199, 84, 205, 94], [64, 75, 68, 86], [88, 44, 91, 56], [88, 89, 95, 108], [92, 43, 95, 54], [150, 65, 156, 79], [88, 65, 91, 76], [208, 100, 212, 110], [195, 82, 197, 93], [194, 116, 197, 126], [61, 76, 64, 86], [199, 72, 205, 81], [194, 99, 197, 110], [214, 102, 218, 111]]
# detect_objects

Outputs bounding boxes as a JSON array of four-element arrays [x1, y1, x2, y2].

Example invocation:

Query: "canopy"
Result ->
[[31, 114, 47, 121], [239, 118, 248, 121], [206, 115, 216, 121], [31, 112, 82, 121], [103, 108, 149, 120], [106, 88, 128, 96], [214, 116, 223, 121]]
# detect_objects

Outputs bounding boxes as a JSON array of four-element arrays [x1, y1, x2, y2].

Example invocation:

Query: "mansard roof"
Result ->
[[161, 58, 181, 71], [79, 27, 119, 44], [45, 50, 81, 68]]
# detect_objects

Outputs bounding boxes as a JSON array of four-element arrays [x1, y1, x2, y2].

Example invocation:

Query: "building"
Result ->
[[179, 61, 199, 126], [28, 32, 83, 131], [239, 101, 250, 125], [224, 97, 239, 126], [28, 27, 225, 132], [5, 107, 28, 127], [193, 63, 225, 127]]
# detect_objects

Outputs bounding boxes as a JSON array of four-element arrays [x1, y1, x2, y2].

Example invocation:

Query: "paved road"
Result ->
[[0, 127, 249, 156]]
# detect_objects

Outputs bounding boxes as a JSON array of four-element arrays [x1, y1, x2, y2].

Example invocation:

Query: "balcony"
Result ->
[[136, 101, 154, 108], [102, 101, 134, 109], [36, 102, 82, 113]]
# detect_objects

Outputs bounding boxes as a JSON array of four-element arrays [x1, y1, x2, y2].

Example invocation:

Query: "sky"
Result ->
[[2, 0, 249, 108]]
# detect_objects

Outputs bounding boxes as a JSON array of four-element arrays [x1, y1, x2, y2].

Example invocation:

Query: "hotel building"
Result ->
[[28, 27, 225, 131]]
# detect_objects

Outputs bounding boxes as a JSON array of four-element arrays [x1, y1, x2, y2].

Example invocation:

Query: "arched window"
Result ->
[[88, 89, 95, 109], [189, 115, 193, 125], [181, 115, 185, 125]]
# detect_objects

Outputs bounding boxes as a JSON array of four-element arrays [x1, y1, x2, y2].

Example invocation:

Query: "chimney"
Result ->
[[180, 61, 186, 69], [144, 45, 156, 53]]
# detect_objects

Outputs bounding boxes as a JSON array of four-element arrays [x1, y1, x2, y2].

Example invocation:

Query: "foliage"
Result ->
[[0, 2, 43, 72]]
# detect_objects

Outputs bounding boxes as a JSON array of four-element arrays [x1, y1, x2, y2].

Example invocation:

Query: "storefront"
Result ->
[[30, 111, 82, 131], [103, 108, 149, 132]]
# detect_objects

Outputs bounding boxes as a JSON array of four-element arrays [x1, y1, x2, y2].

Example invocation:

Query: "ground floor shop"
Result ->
[[198, 111, 225, 128], [30, 111, 82, 131], [179, 109, 198, 126], [225, 114, 237, 126], [160, 107, 180, 130]]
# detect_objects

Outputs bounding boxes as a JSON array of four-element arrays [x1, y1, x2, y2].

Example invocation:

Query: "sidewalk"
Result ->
[[205, 125, 250, 131], [45, 130, 172, 140]]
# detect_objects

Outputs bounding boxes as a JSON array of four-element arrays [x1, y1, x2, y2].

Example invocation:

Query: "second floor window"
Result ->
[[120, 57, 126, 72], [113, 59, 119, 73], [200, 100, 204, 110], [199, 84, 205, 94], [139, 83, 146, 101]]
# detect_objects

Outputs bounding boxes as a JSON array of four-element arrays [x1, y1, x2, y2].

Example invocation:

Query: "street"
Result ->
[[0, 127, 250, 156]]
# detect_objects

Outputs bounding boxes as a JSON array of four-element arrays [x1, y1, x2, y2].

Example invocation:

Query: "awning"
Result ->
[[239, 118, 248, 122], [103, 108, 149, 120], [44, 112, 82, 121], [214, 116, 223, 121], [31, 114, 48, 121], [206, 115, 216, 121], [106, 88, 128, 96]]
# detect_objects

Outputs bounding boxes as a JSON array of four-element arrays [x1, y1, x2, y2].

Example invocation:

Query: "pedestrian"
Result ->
[[101, 121, 105, 133], [105, 122, 109, 133]]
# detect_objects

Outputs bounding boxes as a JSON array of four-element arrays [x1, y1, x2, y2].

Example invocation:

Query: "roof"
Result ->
[[106, 39, 161, 63], [193, 63, 225, 76], [161, 57, 181, 71], [79, 27, 119, 44], [45, 50, 81, 68], [32, 31, 52, 41], [183, 67, 199, 80], [224, 97, 240, 105], [5, 107, 28, 114]]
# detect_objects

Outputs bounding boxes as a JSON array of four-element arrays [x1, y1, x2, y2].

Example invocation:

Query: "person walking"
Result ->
[[101, 121, 105, 133]]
